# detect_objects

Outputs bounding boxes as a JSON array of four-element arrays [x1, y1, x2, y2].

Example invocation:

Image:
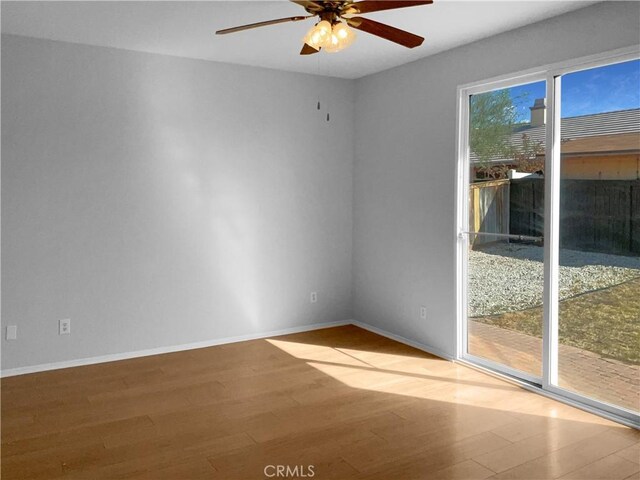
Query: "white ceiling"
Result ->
[[1, 1, 598, 79]]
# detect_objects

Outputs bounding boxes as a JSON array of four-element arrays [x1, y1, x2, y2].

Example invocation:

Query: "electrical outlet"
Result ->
[[310, 292, 318, 303], [6, 325, 17, 340], [59, 319, 71, 335], [420, 306, 427, 320]]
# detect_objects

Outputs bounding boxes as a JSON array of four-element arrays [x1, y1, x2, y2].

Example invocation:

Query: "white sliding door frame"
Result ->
[[455, 45, 640, 428], [542, 72, 561, 390], [457, 70, 547, 386]]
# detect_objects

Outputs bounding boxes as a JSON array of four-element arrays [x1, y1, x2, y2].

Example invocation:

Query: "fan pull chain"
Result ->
[[315, 54, 330, 122], [317, 54, 321, 113], [325, 91, 330, 122]]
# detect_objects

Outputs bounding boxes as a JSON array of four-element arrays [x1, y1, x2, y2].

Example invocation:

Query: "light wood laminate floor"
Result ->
[[2, 325, 638, 479]]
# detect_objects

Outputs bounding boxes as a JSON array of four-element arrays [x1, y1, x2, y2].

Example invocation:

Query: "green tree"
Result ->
[[470, 90, 545, 180], [469, 89, 518, 164]]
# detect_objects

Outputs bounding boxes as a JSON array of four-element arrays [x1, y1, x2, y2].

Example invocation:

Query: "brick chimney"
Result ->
[[530, 98, 546, 127]]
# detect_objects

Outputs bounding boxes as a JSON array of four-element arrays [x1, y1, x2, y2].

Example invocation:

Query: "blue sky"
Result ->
[[507, 59, 640, 122]]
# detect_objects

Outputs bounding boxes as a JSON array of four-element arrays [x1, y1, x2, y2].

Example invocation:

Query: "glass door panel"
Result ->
[[466, 80, 546, 379], [556, 60, 640, 413]]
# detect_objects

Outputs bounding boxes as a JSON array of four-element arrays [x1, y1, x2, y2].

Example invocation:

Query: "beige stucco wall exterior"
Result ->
[[561, 154, 640, 180]]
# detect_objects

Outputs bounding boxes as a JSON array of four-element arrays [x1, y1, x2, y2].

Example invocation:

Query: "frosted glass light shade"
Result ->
[[303, 20, 333, 50], [324, 22, 355, 53]]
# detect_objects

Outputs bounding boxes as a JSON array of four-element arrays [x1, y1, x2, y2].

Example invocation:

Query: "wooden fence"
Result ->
[[509, 178, 544, 242], [509, 178, 640, 256], [470, 179, 640, 255], [469, 179, 510, 248]]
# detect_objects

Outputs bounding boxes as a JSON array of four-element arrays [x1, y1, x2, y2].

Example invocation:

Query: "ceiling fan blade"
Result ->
[[342, 0, 432, 15], [290, 1, 325, 13], [216, 16, 311, 35], [346, 17, 424, 48], [300, 43, 320, 55]]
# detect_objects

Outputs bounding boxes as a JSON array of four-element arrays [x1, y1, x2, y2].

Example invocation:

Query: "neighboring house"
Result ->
[[472, 100, 640, 180]]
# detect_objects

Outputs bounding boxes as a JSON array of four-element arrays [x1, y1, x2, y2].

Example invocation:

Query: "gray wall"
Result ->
[[2, 34, 354, 370], [352, 2, 640, 357], [3, 2, 639, 372]]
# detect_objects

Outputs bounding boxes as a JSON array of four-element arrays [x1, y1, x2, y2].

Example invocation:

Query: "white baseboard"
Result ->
[[1, 319, 452, 378], [0, 320, 350, 378], [351, 320, 454, 361]]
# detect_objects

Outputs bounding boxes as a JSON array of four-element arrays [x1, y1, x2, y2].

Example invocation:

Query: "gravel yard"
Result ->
[[468, 243, 640, 317]]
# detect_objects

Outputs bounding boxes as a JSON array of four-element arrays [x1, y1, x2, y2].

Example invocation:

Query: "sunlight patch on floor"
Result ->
[[268, 338, 516, 403], [266, 337, 622, 426]]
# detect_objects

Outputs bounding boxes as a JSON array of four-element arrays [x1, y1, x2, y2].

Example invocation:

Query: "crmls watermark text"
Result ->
[[263, 465, 315, 478]]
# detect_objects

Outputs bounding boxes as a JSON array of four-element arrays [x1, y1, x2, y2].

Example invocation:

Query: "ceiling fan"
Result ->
[[216, 1, 433, 55]]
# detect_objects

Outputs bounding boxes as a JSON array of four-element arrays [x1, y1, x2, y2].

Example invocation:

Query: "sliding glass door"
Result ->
[[554, 60, 640, 414], [465, 79, 546, 382], [458, 51, 640, 425]]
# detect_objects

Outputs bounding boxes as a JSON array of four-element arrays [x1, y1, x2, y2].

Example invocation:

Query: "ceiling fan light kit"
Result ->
[[303, 19, 355, 53], [216, 1, 433, 55]]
